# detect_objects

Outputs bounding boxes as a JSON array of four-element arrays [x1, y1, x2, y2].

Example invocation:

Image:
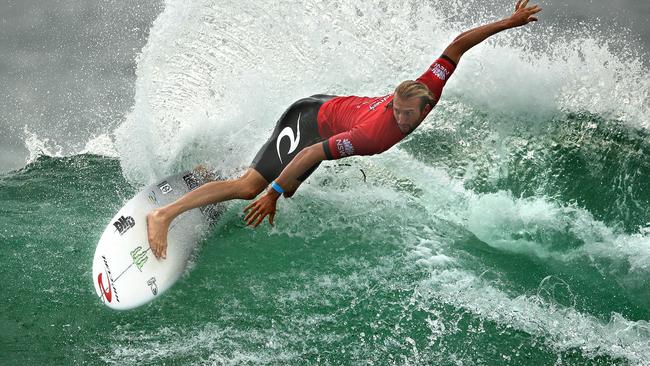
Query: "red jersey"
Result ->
[[318, 56, 456, 160]]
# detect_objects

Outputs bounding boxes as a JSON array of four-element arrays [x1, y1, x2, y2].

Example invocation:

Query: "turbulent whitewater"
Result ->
[[3, 0, 650, 364]]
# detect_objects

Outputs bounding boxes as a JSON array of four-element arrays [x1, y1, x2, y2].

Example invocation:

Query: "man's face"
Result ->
[[393, 95, 425, 134]]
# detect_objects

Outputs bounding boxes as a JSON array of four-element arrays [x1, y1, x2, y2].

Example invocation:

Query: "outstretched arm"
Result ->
[[443, 0, 542, 65]]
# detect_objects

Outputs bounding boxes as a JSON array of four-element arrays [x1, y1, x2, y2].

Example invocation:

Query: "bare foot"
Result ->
[[147, 209, 171, 259]]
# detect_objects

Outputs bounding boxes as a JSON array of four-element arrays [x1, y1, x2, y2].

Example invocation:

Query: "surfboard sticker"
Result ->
[[157, 181, 173, 194], [92, 169, 224, 310]]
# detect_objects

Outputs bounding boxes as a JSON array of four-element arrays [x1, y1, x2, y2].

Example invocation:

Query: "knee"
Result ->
[[238, 180, 266, 200]]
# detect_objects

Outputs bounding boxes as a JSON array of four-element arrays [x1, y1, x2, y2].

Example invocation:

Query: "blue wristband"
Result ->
[[271, 181, 285, 194]]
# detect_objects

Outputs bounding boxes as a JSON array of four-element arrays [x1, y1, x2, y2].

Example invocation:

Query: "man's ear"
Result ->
[[422, 104, 432, 115]]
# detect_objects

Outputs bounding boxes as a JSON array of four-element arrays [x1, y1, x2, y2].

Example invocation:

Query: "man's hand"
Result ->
[[243, 189, 280, 228], [508, 0, 542, 28]]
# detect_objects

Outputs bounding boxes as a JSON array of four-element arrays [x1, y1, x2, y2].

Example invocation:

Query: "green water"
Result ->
[[3, 108, 650, 365]]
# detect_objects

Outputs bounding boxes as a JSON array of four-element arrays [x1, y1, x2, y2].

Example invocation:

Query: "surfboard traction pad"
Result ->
[[93, 168, 226, 310]]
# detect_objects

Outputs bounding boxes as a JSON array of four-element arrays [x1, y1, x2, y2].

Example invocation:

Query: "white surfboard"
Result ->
[[92, 168, 224, 310]]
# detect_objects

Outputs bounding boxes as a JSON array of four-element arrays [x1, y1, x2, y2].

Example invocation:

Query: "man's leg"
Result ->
[[147, 168, 268, 259], [148, 95, 335, 258]]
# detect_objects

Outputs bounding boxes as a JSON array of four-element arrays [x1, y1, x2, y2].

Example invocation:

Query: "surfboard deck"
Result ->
[[92, 168, 224, 310]]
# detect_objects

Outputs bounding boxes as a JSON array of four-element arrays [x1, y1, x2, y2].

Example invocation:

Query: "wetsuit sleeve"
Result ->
[[416, 55, 456, 103], [322, 128, 377, 160]]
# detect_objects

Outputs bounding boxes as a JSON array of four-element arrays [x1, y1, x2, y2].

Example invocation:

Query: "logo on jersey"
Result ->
[[430, 63, 450, 81], [157, 181, 173, 195], [276, 113, 301, 163], [335, 138, 355, 157], [368, 95, 390, 111], [113, 215, 135, 235]]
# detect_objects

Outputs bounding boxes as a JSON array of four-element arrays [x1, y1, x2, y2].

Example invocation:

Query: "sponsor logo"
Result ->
[[158, 181, 173, 195], [368, 95, 390, 111], [276, 112, 301, 164], [356, 100, 371, 109], [98, 255, 120, 303], [182, 173, 200, 191], [113, 215, 135, 235], [130, 246, 148, 272], [335, 138, 355, 157], [97, 272, 112, 303], [200, 204, 224, 222], [147, 277, 158, 296], [430, 63, 449, 81], [147, 191, 159, 205]]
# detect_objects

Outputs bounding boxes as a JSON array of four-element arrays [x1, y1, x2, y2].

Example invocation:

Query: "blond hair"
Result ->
[[393, 80, 435, 111]]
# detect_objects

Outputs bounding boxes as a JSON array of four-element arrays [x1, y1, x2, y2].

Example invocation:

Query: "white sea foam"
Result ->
[[420, 268, 650, 365], [23, 127, 65, 164], [80, 134, 119, 157], [368, 148, 650, 362], [116, 0, 648, 185], [101, 324, 299, 365], [373, 148, 650, 279], [103, 0, 650, 363], [22, 127, 118, 165]]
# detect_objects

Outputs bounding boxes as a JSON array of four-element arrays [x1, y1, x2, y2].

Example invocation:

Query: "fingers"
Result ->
[[243, 202, 263, 226], [253, 210, 271, 227], [525, 6, 542, 22], [243, 205, 275, 227], [253, 214, 265, 228], [245, 208, 265, 227], [516, 0, 541, 12], [245, 211, 260, 225], [244, 204, 255, 222], [246, 210, 260, 226], [512, 2, 542, 26], [243, 199, 262, 222]]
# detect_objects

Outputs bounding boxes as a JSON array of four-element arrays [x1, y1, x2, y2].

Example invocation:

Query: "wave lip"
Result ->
[[21, 127, 118, 166]]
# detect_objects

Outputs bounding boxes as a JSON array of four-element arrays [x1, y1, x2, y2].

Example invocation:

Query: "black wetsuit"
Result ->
[[250, 94, 336, 182]]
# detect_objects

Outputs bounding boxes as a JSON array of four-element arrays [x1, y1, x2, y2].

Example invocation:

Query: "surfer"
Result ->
[[147, 0, 542, 259]]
